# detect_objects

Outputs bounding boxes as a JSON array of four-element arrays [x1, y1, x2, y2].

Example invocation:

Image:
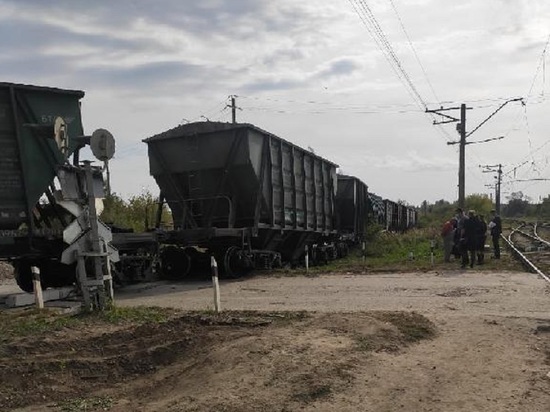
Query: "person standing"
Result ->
[[441, 218, 456, 262], [476, 214, 488, 264], [462, 210, 478, 268], [455, 208, 468, 267], [488, 210, 502, 259]]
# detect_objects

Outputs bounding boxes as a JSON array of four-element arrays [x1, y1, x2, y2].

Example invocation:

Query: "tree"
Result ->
[[502, 191, 530, 217], [538, 195, 550, 218], [464, 194, 493, 218], [100, 190, 171, 232]]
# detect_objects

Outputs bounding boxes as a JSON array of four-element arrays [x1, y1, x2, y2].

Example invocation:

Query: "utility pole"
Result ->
[[227, 95, 241, 123], [497, 164, 502, 214], [426, 104, 471, 208], [458, 104, 466, 208], [481, 164, 503, 214], [426, 97, 522, 209]]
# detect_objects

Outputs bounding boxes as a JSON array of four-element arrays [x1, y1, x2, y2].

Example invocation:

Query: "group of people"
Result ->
[[441, 208, 502, 268]]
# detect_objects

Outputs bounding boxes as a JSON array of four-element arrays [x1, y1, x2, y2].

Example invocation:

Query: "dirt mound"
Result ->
[[0, 310, 435, 411], [0, 262, 13, 282]]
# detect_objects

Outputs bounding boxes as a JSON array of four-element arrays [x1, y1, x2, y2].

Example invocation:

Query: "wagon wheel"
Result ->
[[159, 246, 191, 279], [13, 260, 34, 293], [220, 246, 251, 278], [39, 260, 77, 288]]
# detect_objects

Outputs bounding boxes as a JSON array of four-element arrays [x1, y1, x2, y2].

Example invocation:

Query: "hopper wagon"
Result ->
[[143, 121, 342, 277], [336, 174, 369, 244]]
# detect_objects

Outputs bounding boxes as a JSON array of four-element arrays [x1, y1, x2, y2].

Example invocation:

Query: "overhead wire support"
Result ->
[[426, 97, 523, 208], [226, 95, 242, 123], [466, 97, 524, 138], [480, 164, 503, 213]]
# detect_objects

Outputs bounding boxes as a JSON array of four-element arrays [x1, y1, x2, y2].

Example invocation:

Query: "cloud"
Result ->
[[240, 77, 306, 93], [357, 151, 456, 173], [315, 58, 362, 79]]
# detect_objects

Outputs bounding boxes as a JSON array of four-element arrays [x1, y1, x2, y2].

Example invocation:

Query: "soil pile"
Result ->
[[0, 262, 13, 282], [0, 310, 435, 412]]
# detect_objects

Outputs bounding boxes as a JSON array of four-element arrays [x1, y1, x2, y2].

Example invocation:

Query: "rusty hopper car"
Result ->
[[144, 121, 339, 277], [336, 174, 369, 243]]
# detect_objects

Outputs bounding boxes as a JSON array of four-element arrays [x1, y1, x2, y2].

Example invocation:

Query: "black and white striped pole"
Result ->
[[305, 245, 309, 273], [31, 266, 44, 309], [210, 255, 221, 313]]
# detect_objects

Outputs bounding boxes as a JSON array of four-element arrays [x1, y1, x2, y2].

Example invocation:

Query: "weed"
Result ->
[[0, 306, 177, 342], [56, 396, 113, 411], [371, 312, 437, 342], [97, 306, 175, 324], [354, 335, 374, 352]]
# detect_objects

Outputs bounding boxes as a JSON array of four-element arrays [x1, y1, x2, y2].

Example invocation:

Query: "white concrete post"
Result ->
[[210, 256, 221, 313], [305, 245, 309, 273], [31, 266, 44, 309]]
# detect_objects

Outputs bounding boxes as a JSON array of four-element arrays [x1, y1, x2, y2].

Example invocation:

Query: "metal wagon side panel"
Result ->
[[0, 83, 84, 231]]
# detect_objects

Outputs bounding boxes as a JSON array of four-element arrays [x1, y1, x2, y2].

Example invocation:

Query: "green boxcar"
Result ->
[[0, 82, 84, 231]]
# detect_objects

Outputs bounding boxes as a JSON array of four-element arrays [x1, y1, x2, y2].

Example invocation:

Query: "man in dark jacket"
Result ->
[[489, 210, 502, 259], [462, 210, 478, 268], [476, 214, 488, 264]]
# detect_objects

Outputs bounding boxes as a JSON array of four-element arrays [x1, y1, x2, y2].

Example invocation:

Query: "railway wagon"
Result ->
[[336, 174, 369, 242], [367, 192, 385, 226], [0, 82, 116, 293], [384, 199, 400, 231], [144, 121, 339, 276], [406, 207, 418, 229], [0, 83, 85, 290]]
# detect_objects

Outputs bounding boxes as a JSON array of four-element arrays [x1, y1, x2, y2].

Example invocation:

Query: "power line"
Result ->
[[388, 0, 440, 104], [348, 0, 459, 144], [348, 0, 426, 109], [526, 33, 550, 99]]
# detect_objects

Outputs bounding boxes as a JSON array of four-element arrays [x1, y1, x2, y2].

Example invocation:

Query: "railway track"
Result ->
[[504, 222, 550, 283]]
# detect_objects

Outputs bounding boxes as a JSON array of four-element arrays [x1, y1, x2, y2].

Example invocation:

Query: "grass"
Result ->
[[275, 226, 525, 275], [354, 335, 375, 352], [0, 306, 178, 341], [56, 396, 113, 412]]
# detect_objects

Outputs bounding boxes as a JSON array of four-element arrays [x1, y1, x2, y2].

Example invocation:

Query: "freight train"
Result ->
[[0, 83, 417, 293]]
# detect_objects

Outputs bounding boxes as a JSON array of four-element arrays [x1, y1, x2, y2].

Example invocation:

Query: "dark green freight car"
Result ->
[[0, 83, 116, 296], [0, 83, 84, 231]]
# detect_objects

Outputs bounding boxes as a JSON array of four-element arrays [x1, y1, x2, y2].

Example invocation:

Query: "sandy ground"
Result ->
[[2, 270, 550, 411], [115, 270, 550, 411]]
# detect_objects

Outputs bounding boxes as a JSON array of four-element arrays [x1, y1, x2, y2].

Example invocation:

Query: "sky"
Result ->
[[1, 0, 550, 206]]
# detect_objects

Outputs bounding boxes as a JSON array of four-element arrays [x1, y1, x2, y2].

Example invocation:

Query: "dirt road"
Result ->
[[115, 270, 549, 317], [2, 269, 550, 411], [114, 269, 550, 411]]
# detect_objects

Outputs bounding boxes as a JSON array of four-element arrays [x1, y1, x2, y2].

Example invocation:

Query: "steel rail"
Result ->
[[532, 222, 550, 248], [505, 225, 550, 284]]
